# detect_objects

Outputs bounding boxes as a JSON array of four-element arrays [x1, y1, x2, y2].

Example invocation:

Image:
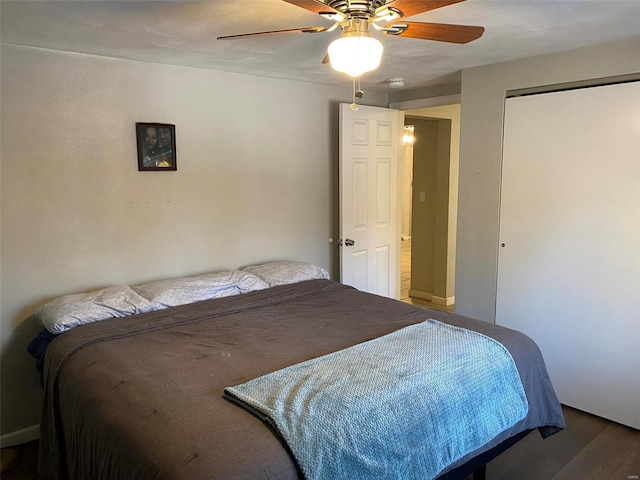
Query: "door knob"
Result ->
[[345, 238, 355, 246]]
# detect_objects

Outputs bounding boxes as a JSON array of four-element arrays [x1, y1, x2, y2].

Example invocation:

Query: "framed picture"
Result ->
[[136, 123, 177, 171]]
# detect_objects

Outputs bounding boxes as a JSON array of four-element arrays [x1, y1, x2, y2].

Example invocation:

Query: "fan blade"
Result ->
[[322, 53, 330, 64], [282, 0, 341, 15], [385, 21, 484, 43], [384, 0, 467, 19], [217, 26, 327, 40]]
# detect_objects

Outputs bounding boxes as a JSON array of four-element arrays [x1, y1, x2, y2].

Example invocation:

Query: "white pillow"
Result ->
[[36, 285, 155, 335], [242, 261, 330, 287], [132, 270, 268, 309]]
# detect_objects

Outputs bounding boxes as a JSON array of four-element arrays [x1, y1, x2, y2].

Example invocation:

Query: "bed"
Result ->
[[34, 264, 565, 480]]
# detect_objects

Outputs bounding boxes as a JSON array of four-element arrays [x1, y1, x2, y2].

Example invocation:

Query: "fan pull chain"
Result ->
[[350, 77, 365, 111], [350, 76, 359, 111]]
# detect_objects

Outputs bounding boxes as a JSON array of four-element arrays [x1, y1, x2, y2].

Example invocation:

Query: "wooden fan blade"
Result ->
[[282, 0, 341, 15], [384, 0, 466, 19], [217, 26, 326, 40], [322, 53, 330, 64], [386, 21, 484, 43]]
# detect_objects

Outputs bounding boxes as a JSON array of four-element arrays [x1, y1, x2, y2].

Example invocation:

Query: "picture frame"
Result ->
[[136, 122, 177, 171]]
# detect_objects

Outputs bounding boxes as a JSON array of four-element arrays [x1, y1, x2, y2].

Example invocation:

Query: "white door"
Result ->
[[339, 103, 400, 298], [496, 82, 640, 429]]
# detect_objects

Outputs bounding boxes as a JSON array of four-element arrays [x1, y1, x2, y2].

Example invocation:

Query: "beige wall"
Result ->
[[408, 117, 452, 301], [409, 118, 439, 296], [0, 45, 387, 437], [456, 35, 640, 322]]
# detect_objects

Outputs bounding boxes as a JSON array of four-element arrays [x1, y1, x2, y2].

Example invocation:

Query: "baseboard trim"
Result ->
[[409, 289, 432, 301], [408, 290, 455, 306], [1, 425, 39, 448], [432, 295, 455, 307]]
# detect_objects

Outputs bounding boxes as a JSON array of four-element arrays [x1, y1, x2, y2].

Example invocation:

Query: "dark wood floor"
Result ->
[[482, 405, 639, 480], [2, 405, 638, 479]]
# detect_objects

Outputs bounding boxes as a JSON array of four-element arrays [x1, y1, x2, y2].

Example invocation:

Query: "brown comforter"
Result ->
[[40, 279, 564, 480]]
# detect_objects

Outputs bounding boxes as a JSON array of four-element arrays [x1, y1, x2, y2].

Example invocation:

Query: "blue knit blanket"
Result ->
[[225, 320, 529, 480]]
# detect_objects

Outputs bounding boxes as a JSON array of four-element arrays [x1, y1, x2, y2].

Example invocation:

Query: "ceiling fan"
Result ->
[[217, 0, 485, 77]]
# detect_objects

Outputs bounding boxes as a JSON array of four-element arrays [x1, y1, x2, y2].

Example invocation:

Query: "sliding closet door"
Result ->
[[497, 82, 640, 429]]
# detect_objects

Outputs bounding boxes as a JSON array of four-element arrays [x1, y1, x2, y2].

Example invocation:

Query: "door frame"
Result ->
[[389, 94, 461, 111], [389, 94, 461, 306]]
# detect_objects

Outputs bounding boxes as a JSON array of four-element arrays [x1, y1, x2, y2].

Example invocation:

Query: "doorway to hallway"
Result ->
[[399, 103, 460, 312]]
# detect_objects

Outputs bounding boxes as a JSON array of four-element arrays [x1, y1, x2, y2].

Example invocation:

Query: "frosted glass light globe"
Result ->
[[328, 35, 383, 78]]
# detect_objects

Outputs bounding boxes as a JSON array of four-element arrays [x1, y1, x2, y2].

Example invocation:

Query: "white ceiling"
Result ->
[[2, 0, 640, 92]]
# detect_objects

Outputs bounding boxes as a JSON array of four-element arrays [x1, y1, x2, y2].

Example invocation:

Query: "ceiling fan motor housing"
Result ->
[[327, 0, 389, 19], [341, 18, 372, 37]]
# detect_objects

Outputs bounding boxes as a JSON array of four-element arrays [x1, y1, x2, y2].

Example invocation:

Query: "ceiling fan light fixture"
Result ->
[[328, 34, 383, 78], [217, 0, 485, 78]]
